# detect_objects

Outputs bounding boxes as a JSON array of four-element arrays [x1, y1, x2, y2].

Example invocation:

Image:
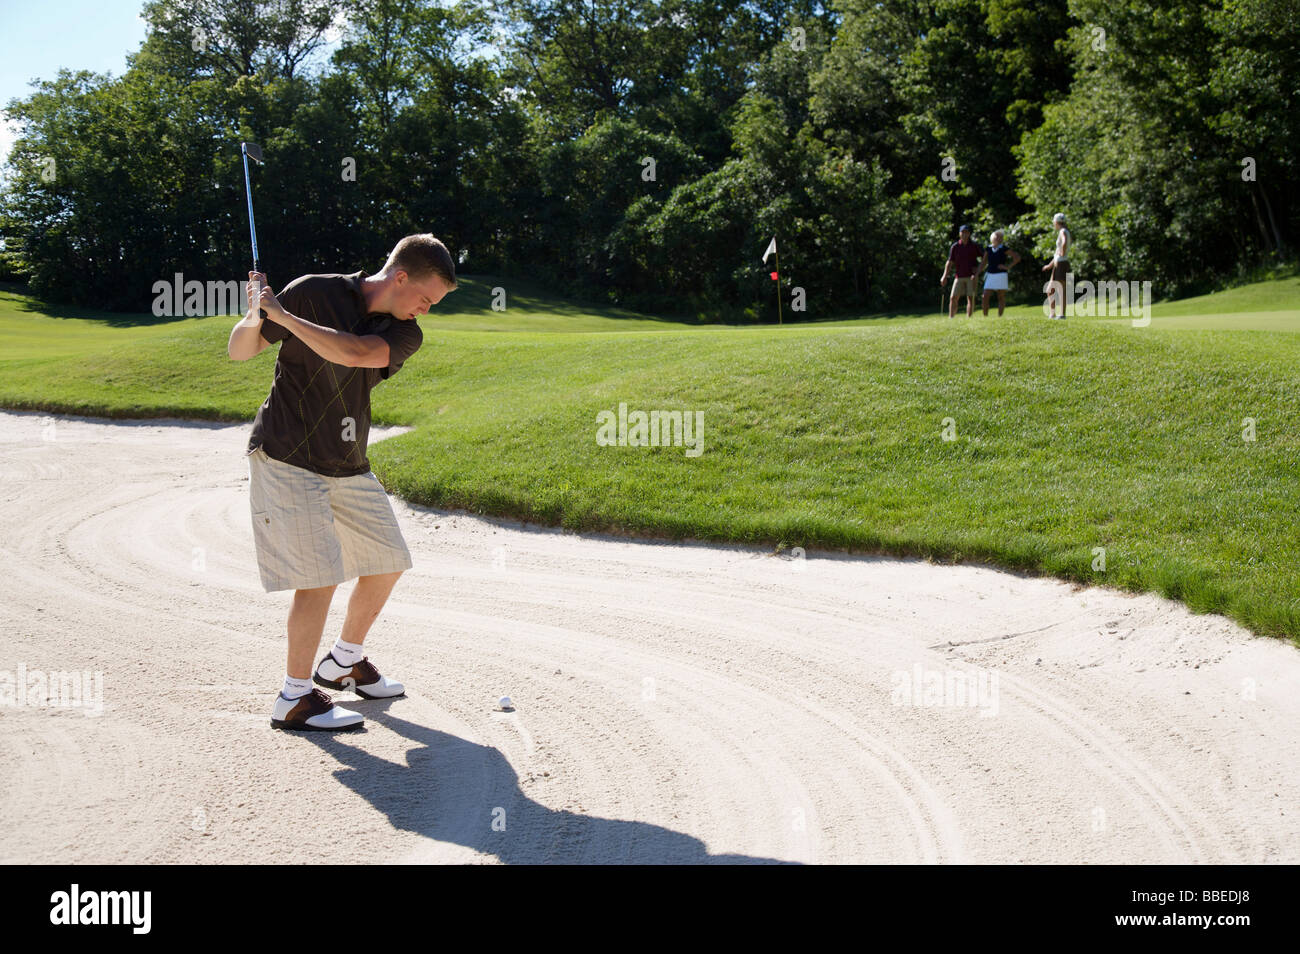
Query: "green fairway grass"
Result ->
[[3, 276, 1299, 644], [813, 275, 1300, 328]]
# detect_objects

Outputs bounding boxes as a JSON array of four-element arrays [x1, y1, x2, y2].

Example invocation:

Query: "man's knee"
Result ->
[[360, 570, 403, 583], [297, 581, 338, 592], [293, 583, 338, 602]]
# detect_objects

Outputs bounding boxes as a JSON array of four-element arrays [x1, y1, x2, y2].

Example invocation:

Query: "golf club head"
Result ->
[[242, 142, 263, 164]]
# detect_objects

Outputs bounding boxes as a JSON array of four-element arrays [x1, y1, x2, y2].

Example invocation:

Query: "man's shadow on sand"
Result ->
[[301, 702, 796, 864]]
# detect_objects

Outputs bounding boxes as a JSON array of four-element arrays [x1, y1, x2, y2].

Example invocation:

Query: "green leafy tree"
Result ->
[[134, 0, 342, 81]]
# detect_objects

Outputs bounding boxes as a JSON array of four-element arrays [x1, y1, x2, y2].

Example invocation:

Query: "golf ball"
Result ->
[[499, 696, 513, 710]]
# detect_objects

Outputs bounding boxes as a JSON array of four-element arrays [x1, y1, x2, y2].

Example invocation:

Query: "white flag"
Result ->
[[762, 237, 776, 263]]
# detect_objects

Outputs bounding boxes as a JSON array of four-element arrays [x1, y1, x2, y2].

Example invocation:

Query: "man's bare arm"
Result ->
[[352, 335, 391, 369], [250, 275, 394, 368], [266, 313, 391, 368], [266, 309, 394, 369], [228, 274, 274, 361], [228, 314, 272, 361]]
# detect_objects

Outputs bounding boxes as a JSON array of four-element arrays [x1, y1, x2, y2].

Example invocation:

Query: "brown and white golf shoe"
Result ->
[[270, 688, 364, 731], [313, 654, 406, 700]]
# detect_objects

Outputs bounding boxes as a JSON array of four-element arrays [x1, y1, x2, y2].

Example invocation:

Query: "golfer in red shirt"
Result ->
[[940, 225, 984, 318]]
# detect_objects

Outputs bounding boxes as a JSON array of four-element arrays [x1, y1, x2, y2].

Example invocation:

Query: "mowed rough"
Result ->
[[1, 410, 1298, 863]]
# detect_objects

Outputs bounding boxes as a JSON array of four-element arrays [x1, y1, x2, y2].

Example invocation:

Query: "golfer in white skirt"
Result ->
[[981, 230, 1021, 316]]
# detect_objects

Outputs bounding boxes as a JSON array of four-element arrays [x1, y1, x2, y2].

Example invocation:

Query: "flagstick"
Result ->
[[775, 249, 783, 325]]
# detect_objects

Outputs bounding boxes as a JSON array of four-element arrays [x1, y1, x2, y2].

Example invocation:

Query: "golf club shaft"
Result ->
[[241, 148, 265, 319]]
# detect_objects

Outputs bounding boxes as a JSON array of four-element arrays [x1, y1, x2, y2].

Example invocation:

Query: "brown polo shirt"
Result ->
[[246, 271, 423, 477]]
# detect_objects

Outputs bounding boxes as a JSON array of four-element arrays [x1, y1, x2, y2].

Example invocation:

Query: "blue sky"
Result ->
[[0, 0, 370, 163], [0, 0, 151, 159]]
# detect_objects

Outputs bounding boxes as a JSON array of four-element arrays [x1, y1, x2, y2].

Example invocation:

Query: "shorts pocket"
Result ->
[[251, 509, 274, 552], [250, 508, 283, 565]]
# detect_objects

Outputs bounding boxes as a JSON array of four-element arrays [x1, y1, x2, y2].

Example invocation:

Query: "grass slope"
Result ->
[[2, 276, 1299, 643]]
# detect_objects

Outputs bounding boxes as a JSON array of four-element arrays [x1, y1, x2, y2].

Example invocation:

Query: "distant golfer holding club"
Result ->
[[980, 230, 1021, 316], [940, 224, 983, 318], [1042, 212, 1070, 319], [227, 233, 457, 731]]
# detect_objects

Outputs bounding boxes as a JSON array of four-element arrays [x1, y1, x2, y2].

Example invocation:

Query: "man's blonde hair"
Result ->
[[384, 234, 457, 288]]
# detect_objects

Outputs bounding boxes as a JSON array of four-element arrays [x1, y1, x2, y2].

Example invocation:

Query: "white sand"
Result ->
[[1, 409, 1297, 864]]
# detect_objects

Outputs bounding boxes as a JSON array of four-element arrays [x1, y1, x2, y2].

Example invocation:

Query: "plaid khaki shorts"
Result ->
[[247, 445, 412, 592]]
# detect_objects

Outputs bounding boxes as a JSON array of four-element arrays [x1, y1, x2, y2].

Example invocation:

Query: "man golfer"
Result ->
[[1042, 213, 1070, 319], [940, 224, 983, 318], [227, 234, 457, 731]]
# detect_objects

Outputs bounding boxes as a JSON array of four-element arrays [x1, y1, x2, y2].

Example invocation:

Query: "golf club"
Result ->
[[240, 141, 265, 319]]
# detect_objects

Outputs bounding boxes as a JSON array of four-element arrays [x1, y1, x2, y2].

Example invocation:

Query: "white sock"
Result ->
[[282, 675, 313, 699], [331, 638, 365, 667]]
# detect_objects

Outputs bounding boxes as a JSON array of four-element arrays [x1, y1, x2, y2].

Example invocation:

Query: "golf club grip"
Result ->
[[252, 269, 266, 322]]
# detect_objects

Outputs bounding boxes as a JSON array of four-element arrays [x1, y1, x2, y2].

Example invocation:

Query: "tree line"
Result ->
[[1, 0, 1294, 318]]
